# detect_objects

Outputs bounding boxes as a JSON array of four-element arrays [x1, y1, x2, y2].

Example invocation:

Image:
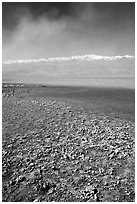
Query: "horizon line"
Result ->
[[3, 54, 135, 64]]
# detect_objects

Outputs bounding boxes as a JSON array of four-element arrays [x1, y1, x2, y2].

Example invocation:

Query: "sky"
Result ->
[[2, 2, 135, 88], [2, 2, 135, 61]]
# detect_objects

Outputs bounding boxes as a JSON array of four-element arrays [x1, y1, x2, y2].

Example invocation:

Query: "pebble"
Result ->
[[2, 83, 135, 202]]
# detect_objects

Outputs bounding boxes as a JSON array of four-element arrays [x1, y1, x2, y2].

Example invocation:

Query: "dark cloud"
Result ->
[[3, 2, 135, 31], [2, 2, 76, 31], [2, 2, 135, 60]]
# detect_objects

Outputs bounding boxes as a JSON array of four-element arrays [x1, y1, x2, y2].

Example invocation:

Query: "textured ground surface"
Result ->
[[2, 83, 135, 202]]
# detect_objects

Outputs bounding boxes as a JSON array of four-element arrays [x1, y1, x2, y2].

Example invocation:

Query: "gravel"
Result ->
[[2, 83, 135, 202]]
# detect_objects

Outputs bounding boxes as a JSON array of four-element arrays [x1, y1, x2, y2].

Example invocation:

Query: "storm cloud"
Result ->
[[2, 2, 135, 61]]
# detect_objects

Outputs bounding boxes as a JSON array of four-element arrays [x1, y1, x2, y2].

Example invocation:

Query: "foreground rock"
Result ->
[[2, 84, 135, 202]]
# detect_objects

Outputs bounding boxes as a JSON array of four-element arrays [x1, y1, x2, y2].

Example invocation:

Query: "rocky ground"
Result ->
[[2, 83, 135, 202]]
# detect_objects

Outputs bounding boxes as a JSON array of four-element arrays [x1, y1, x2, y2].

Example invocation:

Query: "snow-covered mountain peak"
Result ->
[[3, 54, 134, 64]]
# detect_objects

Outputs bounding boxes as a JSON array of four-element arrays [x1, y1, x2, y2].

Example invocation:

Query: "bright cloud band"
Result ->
[[3, 54, 135, 65]]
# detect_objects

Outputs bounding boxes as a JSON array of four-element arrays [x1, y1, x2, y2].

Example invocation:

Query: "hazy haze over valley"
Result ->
[[2, 54, 135, 88]]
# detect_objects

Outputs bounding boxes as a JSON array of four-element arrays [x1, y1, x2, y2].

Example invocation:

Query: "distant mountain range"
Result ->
[[3, 54, 135, 64], [2, 54, 135, 88]]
